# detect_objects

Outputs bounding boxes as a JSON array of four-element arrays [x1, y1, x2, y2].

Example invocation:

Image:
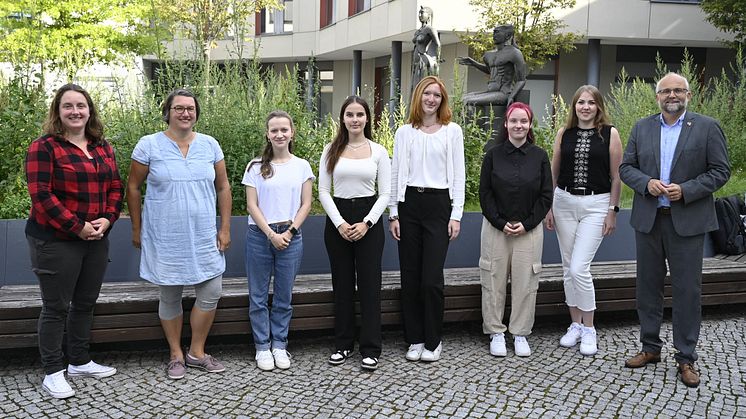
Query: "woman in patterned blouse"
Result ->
[[544, 85, 623, 357]]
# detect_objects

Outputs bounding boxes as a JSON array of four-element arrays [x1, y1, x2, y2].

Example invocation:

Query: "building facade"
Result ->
[[155, 0, 735, 121]]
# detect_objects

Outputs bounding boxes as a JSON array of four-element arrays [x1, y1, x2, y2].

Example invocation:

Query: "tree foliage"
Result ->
[[700, 0, 746, 46], [157, 0, 281, 63], [0, 0, 162, 81], [460, 0, 579, 73]]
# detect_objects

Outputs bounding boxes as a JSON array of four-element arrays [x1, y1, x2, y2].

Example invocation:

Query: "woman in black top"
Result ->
[[544, 85, 622, 356], [479, 102, 552, 358]]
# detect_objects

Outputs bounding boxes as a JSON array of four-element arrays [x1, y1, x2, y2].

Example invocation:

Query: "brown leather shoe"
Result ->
[[678, 363, 700, 387], [624, 351, 661, 368]]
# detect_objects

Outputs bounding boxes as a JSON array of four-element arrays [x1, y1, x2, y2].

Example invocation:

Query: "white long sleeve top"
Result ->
[[388, 123, 466, 220], [318, 141, 392, 227]]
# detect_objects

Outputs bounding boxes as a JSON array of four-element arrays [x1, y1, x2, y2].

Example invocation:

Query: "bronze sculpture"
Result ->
[[458, 25, 527, 107], [411, 6, 441, 95]]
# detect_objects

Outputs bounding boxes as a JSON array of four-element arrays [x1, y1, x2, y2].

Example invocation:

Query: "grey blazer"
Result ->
[[619, 111, 730, 236]]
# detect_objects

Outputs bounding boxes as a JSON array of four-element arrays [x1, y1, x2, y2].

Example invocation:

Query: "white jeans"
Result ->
[[552, 188, 610, 312]]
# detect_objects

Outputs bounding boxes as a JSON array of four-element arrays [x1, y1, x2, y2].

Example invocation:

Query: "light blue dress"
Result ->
[[132, 132, 225, 285]]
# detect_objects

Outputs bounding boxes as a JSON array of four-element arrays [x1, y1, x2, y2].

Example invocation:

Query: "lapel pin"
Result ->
[[687, 121, 692, 126]]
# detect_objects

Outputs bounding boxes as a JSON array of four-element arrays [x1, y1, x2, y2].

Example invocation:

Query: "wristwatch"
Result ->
[[388, 215, 399, 221], [289, 226, 299, 236], [365, 220, 374, 228], [608, 205, 620, 213]]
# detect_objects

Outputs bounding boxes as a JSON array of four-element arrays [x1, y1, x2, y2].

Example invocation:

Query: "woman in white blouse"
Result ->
[[319, 96, 391, 371], [389, 76, 466, 362]]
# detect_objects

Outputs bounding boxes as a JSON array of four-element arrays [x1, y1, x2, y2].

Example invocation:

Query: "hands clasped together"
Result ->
[[270, 230, 293, 250], [502, 221, 526, 237], [78, 218, 110, 241], [337, 222, 369, 242], [647, 179, 682, 201]]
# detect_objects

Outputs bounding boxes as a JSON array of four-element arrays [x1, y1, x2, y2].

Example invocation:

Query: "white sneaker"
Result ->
[[579, 327, 598, 356], [67, 360, 117, 378], [420, 342, 442, 362], [42, 370, 75, 399], [255, 350, 275, 371], [489, 333, 507, 357], [272, 348, 291, 369], [405, 343, 425, 361], [559, 322, 583, 347], [514, 336, 531, 357]]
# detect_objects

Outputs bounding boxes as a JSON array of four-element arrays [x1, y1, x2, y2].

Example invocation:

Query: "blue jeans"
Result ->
[[245, 223, 303, 351]]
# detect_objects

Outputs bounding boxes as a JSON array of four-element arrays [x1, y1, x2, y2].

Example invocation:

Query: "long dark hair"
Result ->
[[42, 84, 104, 145], [325, 96, 372, 174], [248, 110, 295, 179]]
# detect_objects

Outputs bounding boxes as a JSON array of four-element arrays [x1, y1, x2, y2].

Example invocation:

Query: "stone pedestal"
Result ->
[[471, 90, 530, 151]]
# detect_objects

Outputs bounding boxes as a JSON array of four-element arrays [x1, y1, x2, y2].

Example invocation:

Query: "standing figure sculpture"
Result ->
[[411, 6, 441, 95], [458, 25, 527, 107]]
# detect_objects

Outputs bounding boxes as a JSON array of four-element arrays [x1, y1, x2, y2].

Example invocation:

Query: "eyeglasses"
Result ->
[[171, 106, 196, 114], [656, 88, 688, 96]]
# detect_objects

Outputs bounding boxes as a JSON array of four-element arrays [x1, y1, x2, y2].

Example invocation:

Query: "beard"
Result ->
[[659, 99, 687, 114]]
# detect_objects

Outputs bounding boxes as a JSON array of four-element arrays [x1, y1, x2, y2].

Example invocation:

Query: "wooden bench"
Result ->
[[2, 257, 745, 350]]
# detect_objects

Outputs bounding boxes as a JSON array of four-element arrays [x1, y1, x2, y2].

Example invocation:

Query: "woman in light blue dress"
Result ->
[[127, 89, 232, 379]]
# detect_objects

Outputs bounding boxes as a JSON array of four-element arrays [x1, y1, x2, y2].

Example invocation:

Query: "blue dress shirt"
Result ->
[[658, 112, 686, 207]]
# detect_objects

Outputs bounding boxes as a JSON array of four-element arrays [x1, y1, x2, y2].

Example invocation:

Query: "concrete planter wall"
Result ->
[[0, 210, 714, 287]]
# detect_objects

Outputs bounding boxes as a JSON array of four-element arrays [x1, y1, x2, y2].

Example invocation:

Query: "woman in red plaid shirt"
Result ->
[[25, 84, 123, 399]]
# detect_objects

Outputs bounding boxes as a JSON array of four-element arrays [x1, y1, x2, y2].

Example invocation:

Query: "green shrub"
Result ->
[[0, 78, 46, 218], [2, 51, 746, 219]]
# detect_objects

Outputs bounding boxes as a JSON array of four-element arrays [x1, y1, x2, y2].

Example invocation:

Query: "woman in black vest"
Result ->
[[544, 85, 622, 356]]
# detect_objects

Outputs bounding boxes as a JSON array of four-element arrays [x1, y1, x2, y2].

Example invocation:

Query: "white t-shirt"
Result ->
[[318, 141, 391, 227], [241, 155, 315, 225]]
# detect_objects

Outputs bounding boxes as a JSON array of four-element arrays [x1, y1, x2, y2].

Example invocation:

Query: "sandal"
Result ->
[[328, 349, 353, 365], [361, 357, 378, 370]]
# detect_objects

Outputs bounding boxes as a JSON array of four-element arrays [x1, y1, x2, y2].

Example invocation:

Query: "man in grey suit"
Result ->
[[619, 72, 730, 388]]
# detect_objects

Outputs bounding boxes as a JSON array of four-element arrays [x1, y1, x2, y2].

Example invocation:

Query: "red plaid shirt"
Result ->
[[25, 134, 123, 240]]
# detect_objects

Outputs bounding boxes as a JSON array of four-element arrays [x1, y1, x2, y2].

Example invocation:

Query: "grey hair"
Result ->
[[655, 72, 690, 93]]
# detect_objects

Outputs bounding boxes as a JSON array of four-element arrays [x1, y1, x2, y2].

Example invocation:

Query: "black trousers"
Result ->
[[27, 236, 110, 374], [324, 196, 384, 358], [398, 187, 451, 350]]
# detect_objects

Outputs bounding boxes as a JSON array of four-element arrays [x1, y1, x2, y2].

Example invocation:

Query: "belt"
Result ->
[[561, 186, 599, 196], [657, 206, 671, 215], [407, 186, 448, 194], [269, 220, 292, 227], [333, 195, 377, 204]]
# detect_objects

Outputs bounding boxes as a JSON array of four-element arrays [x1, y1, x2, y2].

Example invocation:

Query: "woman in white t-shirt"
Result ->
[[319, 96, 391, 371], [242, 110, 315, 372], [389, 76, 466, 362]]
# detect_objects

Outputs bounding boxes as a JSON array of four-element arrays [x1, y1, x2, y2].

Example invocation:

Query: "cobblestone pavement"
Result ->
[[1, 307, 744, 418]]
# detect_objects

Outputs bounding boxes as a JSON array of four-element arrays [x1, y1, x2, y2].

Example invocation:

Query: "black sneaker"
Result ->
[[328, 349, 353, 365]]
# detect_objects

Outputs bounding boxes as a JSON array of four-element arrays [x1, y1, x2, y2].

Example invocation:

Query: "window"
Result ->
[[256, 0, 293, 35], [348, 0, 371, 16], [320, 0, 335, 28]]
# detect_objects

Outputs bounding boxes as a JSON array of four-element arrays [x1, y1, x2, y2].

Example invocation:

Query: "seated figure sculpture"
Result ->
[[458, 25, 527, 107]]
